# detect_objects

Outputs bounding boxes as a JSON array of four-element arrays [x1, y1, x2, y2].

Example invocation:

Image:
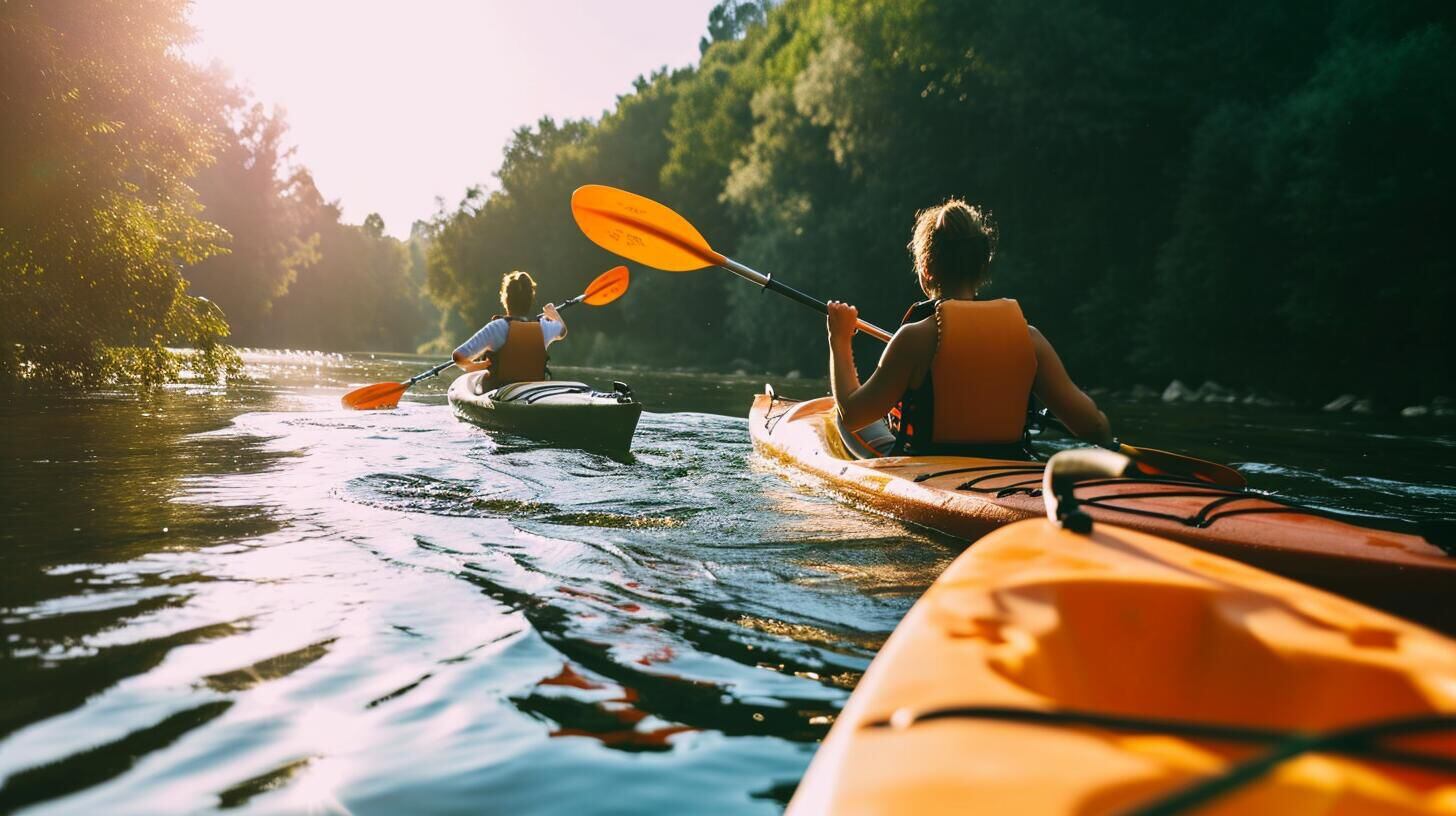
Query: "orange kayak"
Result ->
[[749, 392, 1455, 632], [787, 453, 1456, 814]]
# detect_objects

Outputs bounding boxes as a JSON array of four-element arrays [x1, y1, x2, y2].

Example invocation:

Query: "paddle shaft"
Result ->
[[1035, 408, 1244, 483], [717, 257, 893, 342], [406, 360, 455, 385], [347, 266, 628, 410], [544, 295, 586, 314], [525, 287, 602, 321]]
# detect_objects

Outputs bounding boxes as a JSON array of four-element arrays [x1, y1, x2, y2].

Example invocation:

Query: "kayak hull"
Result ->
[[449, 375, 643, 453], [749, 391, 1455, 632], [787, 516, 1456, 815]]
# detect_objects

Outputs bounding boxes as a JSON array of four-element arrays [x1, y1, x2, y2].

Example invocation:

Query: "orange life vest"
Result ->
[[887, 299, 1037, 454], [488, 317, 546, 385]]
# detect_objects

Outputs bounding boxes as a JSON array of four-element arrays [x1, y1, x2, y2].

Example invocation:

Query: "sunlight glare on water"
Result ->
[[1, 353, 947, 814]]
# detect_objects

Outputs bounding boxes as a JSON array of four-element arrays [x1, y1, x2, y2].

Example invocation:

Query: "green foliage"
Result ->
[[2, 3, 442, 381], [1153, 20, 1456, 400], [700, 0, 770, 54], [185, 75, 321, 342], [181, 75, 439, 353], [423, 0, 1452, 400], [424, 68, 743, 369], [267, 193, 431, 352], [0, 0, 236, 383], [15, 0, 1439, 398]]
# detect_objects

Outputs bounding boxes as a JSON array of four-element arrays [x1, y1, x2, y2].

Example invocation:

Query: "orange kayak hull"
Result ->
[[786, 516, 1456, 815], [749, 393, 1455, 632]]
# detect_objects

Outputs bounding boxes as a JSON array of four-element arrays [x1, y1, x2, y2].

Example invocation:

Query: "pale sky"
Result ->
[[186, 1, 721, 237]]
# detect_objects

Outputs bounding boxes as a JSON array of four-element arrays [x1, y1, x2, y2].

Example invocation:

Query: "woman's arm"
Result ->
[[1030, 326, 1113, 446], [542, 302, 567, 341], [827, 301, 923, 431], [452, 318, 508, 372]]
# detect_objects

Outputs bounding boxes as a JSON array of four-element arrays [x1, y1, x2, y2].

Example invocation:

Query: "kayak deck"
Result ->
[[787, 516, 1456, 814], [749, 392, 1455, 632], [449, 374, 643, 453]]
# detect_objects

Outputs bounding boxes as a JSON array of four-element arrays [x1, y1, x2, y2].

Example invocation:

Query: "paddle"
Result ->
[[571, 185, 892, 341], [1116, 441, 1245, 487], [340, 265, 631, 410], [570, 185, 1245, 487], [1034, 410, 1245, 487]]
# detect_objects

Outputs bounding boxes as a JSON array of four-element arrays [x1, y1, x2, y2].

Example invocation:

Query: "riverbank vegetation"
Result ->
[[428, 0, 1453, 404], [1, 0, 437, 384], [3, 0, 1451, 403]]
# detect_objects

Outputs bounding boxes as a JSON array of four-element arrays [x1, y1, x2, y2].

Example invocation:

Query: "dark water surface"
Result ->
[[2, 351, 1453, 814]]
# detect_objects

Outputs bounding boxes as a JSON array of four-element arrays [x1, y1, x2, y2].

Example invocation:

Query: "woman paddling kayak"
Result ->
[[453, 271, 567, 393], [446, 266, 643, 453], [826, 199, 1112, 457]]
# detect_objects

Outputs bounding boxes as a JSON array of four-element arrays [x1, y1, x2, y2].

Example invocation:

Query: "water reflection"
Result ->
[[1, 358, 925, 813]]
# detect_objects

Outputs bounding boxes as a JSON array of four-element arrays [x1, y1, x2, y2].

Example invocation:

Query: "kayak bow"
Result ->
[[787, 450, 1456, 815]]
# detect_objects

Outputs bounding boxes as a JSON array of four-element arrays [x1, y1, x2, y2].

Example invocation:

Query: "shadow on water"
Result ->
[[2, 351, 1452, 813]]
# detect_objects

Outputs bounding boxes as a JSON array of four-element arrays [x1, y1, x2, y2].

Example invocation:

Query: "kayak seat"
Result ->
[[836, 405, 1038, 462], [490, 381, 592, 403], [834, 413, 897, 460]]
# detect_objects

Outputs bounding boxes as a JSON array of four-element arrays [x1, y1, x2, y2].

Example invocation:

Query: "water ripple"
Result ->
[[8, 358, 1448, 813]]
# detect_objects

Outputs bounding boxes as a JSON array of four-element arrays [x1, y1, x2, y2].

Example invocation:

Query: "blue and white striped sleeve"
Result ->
[[454, 319, 510, 360], [540, 317, 566, 345]]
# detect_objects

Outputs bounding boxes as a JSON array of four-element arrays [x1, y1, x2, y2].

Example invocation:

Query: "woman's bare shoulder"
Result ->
[[886, 316, 938, 367], [897, 315, 938, 345]]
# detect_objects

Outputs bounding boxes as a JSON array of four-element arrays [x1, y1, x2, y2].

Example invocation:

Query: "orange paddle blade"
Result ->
[[341, 381, 409, 410], [571, 185, 722, 272], [582, 265, 630, 306], [1121, 443, 1246, 488]]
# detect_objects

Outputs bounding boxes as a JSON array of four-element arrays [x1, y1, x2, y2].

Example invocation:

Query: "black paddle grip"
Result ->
[[763, 276, 828, 315]]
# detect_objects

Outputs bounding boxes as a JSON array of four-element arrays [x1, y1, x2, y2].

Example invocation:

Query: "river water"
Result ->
[[2, 350, 1453, 814]]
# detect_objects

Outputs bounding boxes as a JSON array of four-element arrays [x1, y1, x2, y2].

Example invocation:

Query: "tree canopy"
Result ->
[[4, 0, 1449, 401], [1, 1, 440, 383], [425, 0, 1453, 402], [1, 0, 232, 382]]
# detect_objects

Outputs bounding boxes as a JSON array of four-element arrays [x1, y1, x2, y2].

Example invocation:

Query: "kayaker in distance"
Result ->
[[825, 199, 1113, 456], [453, 271, 567, 392]]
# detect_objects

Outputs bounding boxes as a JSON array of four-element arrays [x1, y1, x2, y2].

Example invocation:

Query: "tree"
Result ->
[[266, 179, 429, 352], [1, 0, 235, 383], [700, 0, 770, 54], [186, 74, 320, 344], [418, 0, 1453, 398]]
